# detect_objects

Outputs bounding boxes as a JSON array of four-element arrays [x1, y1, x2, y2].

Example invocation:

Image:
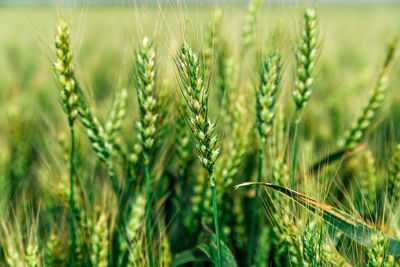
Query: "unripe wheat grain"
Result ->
[[343, 39, 398, 150]]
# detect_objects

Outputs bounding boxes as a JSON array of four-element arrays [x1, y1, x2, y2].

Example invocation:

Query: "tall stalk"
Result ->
[[211, 177, 222, 267], [69, 125, 76, 267], [53, 20, 81, 266], [176, 43, 222, 267], [135, 37, 160, 267], [247, 145, 263, 266], [291, 8, 318, 188], [291, 109, 301, 189], [144, 155, 153, 267], [248, 52, 282, 265]]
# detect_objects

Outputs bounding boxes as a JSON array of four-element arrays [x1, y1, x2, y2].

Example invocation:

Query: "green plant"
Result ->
[[248, 52, 282, 265], [90, 213, 109, 267], [343, 38, 398, 151], [135, 36, 160, 267], [176, 42, 222, 267], [53, 20, 79, 266], [3, 5, 400, 267], [291, 7, 318, 189]]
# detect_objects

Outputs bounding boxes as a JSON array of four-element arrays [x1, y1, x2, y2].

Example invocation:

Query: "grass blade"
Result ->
[[235, 182, 400, 256]]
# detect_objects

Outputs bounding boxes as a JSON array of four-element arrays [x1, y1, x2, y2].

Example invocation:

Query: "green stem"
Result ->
[[179, 170, 185, 220], [106, 161, 124, 266], [291, 109, 302, 189], [247, 145, 263, 266], [69, 125, 76, 267], [144, 155, 154, 267], [211, 181, 222, 267]]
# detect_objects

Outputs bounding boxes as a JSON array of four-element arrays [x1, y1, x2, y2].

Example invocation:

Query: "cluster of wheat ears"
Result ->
[[1, 1, 400, 266]]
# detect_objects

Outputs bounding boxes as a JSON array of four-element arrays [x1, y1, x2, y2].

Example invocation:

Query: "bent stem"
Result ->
[[210, 179, 222, 267], [291, 108, 302, 189], [247, 145, 263, 266], [69, 124, 76, 267], [144, 154, 154, 267]]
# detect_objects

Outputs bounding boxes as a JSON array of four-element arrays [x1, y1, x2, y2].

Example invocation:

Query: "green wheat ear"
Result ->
[[366, 232, 390, 266], [53, 20, 78, 266], [248, 52, 282, 265], [54, 20, 79, 126], [343, 38, 398, 150], [135, 36, 159, 157], [292, 7, 318, 111], [176, 42, 220, 177], [256, 52, 282, 143], [135, 36, 160, 267], [176, 42, 222, 267]]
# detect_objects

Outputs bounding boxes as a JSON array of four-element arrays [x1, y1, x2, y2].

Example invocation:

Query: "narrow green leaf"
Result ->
[[198, 224, 238, 267], [170, 224, 238, 267], [235, 182, 400, 257]]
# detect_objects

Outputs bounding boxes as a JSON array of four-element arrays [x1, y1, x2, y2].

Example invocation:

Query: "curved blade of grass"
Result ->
[[197, 224, 238, 267], [234, 182, 400, 256], [171, 223, 238, 267]]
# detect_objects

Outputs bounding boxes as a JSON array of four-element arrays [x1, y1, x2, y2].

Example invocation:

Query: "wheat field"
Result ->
[[1, 2, 400, 266]]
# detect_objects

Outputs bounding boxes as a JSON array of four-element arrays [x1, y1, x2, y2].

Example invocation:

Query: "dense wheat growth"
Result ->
[[1, 1, 400, 266]]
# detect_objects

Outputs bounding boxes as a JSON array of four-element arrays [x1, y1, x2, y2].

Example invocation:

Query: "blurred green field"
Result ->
[[1, 3, 400, 266], [1, 4, 400, 144]]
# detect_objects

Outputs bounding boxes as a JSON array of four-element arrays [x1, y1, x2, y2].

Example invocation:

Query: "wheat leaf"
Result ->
[[235, 182, 400, 257], [170, 224, 238, 267]]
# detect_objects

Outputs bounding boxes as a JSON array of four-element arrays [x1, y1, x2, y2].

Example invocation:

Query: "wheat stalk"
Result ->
[[105, 88, 128, 161], [291, 7, 318, 188], [247, 52, 282, 265], [53, 20, 78, 266], [135, 36, 160, 267], [176, 42, 222, 267]]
